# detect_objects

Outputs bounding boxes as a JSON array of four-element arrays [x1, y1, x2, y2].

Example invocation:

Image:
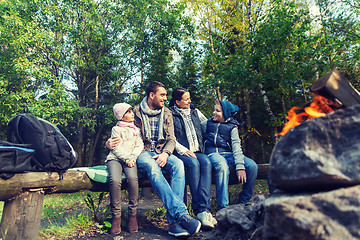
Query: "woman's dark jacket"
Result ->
[[170, 104, 204, 154]]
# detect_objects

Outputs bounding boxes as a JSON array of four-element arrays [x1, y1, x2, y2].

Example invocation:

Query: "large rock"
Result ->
[[202, 195, 266, 240], [263, 185, 360, 240], [270, 104, 360, 192]]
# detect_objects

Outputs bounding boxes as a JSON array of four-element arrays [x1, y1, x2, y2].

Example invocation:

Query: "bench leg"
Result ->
[[142, 187, 153, 199], [0, 189, 45, 240]]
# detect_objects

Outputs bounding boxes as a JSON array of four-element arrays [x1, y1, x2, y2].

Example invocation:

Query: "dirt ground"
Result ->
[[46, 181, 269, 240], [68, 191, 206, 240]]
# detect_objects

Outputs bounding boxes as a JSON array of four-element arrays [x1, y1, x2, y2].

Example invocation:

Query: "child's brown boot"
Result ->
[[128, 215, 138, 233], [111, 217, 121, 234]]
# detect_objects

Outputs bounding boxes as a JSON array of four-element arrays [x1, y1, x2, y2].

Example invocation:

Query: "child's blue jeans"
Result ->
[[208, 153, 258, 209]]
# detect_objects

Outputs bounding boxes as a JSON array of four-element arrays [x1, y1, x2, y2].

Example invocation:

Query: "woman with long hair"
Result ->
[[169, 87, 217, 229]]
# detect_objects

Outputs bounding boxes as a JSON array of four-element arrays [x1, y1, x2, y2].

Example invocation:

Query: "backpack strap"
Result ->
[[7, 114, 24, 143]]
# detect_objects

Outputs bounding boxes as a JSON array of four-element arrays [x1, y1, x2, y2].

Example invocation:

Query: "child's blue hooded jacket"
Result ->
[[203, 100, 245, 170]]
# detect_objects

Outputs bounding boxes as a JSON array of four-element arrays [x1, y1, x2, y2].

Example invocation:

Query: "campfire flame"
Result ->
[[278, 95, 336, 136]]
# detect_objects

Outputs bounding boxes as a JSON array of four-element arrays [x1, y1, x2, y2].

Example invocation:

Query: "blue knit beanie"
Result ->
[[219, 100, 239, 121]]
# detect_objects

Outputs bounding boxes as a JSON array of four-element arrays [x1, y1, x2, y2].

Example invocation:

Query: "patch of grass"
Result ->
[[144, 206, 167, 221], [40, 212, 97, 240], [40, 191, 111, 239], [143, 206, 169, 230], [42, 191, 90, 224], [0, 201, 3, 222], [253, 179, 270, 194]]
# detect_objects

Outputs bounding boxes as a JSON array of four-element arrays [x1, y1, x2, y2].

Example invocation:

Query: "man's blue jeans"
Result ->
[[176, 152, 212, 215], [137, 151, 188, 224], [208, 153, 258, 209]]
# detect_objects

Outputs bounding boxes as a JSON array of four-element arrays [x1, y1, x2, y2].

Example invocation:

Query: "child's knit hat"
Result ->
[[219, 100, 239, 121], [113, 103, 132, 120]]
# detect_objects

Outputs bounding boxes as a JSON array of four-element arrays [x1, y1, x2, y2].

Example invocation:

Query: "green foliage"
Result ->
[[144, 206, 168, 220], [0, 0, 191, 166], [180, 0, 360, 162], [315, 0, 360, 85], [250, 0, 317, 111], [1, 0, 359, 164], [84, 192, 111, 225]]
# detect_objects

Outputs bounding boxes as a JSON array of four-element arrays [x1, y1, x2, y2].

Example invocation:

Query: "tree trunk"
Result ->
[[87, 124, 105, 167], [259, 83, 279, 143], [74, 123, 85, 167], [243, 88, 254, 158], [0, 190, 44, 240], [216, 86, 222, 100], [95, 75, 99, 109], [86, 74, 102, 167], [281, 94, 286, 118], [248, 0, 253, 35], [0, 165, 270, 201]]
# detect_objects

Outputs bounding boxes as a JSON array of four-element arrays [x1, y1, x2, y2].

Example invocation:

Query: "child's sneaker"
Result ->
[[178, 214, 201, 236], [168, 222, 190, 238], [207, 212, 217, 226], [196, 211, 214, 229]]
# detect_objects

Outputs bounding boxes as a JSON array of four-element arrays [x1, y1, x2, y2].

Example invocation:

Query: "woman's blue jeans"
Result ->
[[176, 152, 212, 215], [208, 153, 258, 209], [137, 151, 188, 224]]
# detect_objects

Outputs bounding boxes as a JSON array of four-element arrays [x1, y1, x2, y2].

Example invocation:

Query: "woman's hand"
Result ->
[[236, 169, 247, 184], [184, 150, 197, 158], [106, 136, 121, 150]]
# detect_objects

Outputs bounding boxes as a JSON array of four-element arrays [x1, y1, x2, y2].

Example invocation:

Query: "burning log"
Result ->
[[278, 95, 339, 136], [278, 69, 359, 136], [310, 69, 360, 107]]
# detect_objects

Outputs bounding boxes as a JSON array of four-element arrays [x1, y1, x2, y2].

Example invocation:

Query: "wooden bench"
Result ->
[[0, 163, 269, 240]]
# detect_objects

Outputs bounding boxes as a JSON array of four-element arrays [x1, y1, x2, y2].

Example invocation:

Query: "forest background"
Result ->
[[1, 0, 359, 167]]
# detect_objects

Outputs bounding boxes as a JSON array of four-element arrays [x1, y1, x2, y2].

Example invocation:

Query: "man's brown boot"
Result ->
[[111, 217, 121, 234], [128, 215, 138, 233]]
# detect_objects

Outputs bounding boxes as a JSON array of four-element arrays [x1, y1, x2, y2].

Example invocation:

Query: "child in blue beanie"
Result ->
[[203, 100, 258, 209]]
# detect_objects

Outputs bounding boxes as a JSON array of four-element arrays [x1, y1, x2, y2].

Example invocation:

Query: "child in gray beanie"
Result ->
[[106, 103, 144, 234]]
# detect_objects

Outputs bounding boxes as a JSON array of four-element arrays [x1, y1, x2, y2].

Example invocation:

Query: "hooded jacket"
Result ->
[[203, 100, 245, 170]]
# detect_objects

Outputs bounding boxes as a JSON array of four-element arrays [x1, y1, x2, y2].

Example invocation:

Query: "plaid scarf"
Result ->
[[139, 97, 164, 150]]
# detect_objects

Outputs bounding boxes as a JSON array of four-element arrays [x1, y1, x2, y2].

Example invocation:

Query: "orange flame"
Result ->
[[278, 95, 336, 136]]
